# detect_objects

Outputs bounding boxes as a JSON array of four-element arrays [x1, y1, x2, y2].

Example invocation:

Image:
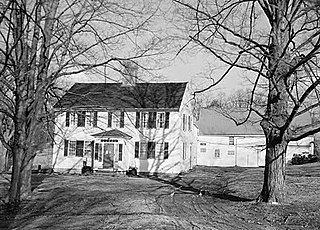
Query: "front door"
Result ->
[[103, 144, 114, 168]]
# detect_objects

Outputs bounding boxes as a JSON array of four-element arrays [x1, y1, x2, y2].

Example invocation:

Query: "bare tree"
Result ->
[[174, 0, 320, 203], [0, 0, 170, 204]]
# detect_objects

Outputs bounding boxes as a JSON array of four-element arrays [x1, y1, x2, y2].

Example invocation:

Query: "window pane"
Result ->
[[84, 141, 92, 156], [183, 114, 186, 131], [93, 112, 98, 127], [142, 112, 148, 128]]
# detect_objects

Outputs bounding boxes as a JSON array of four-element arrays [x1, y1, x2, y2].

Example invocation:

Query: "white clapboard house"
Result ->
[[197, 109, 314, 167], [52, 82, 197, 174]]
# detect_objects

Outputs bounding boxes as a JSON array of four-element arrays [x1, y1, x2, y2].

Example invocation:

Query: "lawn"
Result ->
[[1, 163, 320, 230]]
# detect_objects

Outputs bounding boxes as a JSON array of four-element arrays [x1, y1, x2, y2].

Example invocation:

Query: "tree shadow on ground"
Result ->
[[147, 175, 254, 202], [0, 173, 49, 229]]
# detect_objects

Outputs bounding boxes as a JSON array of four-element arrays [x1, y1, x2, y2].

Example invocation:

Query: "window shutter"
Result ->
[[134, 142, 139, 158], [164, 142, 169, 159], [118, 144, 123, 161], [135, 112, 140, 128], [165, 112, 170, 129], [108, 112, 112, 128], [120, 112, 124, 128], [66, 112, 70, 127], [148, 112, 152, 129], [64, 140, 69, 156], [93, 112, 98, 127]]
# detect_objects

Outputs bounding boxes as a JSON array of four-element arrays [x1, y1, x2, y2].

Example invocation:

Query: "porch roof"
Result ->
[[91, 129, 132, 139]]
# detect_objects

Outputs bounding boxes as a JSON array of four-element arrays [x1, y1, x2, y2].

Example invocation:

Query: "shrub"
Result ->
[[291, 154, 319, 165]]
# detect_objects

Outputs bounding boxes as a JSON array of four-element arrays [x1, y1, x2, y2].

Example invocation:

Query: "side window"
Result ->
[[164, 142, 169, 159]]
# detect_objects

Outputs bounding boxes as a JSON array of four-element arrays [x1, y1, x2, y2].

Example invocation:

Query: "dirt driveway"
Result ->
[[1, 164, 320, 229]]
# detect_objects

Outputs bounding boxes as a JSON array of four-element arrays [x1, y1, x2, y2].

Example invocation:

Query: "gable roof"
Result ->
[[92, 129, 132, 139], [198, 109, 263, 136], [54, 82, 187, 110]]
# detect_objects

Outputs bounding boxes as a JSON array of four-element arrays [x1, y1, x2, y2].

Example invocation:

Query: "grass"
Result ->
[[1, 162, 320, 229]]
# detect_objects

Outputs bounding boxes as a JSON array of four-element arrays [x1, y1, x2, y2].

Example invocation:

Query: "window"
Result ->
[[120, 112, 125, 128], [94, 143, 103, 162], [108, 112, 112, 127], [182, 114, 186, 131], [135, 142, 140, 158], [76, 141, 84, 157], [85, 112, 97, 127], [147, 142, 156, 159], [229, 136, 235, 145], [164, 142, 169, 159], [77, 111, 86, 127], [118, 144, 123, 161], [200, 148, 206, 153], [142, 112, 149, 128], [70, 112, 76, 126], [214, 149, 221, 158], [148, 112, 157, 128], [157, 112, 165, 128], [69, 141, 76, 156], [227, 151, 235, 155], [84, 141, 92, 156], [200, 143, 206, 146], [66, 111, 97, 127], [182, 142, 187, 160]]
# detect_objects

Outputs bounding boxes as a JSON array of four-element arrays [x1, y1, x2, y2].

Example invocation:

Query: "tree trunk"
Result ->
[[257, 137, 288, 203]]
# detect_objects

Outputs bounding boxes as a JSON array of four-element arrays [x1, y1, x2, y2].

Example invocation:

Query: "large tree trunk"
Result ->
[[257, 137, 288, 203]]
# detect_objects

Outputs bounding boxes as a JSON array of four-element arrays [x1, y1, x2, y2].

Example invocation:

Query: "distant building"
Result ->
[[197, 109, 314, 167], [52, 82, 197, 174]]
